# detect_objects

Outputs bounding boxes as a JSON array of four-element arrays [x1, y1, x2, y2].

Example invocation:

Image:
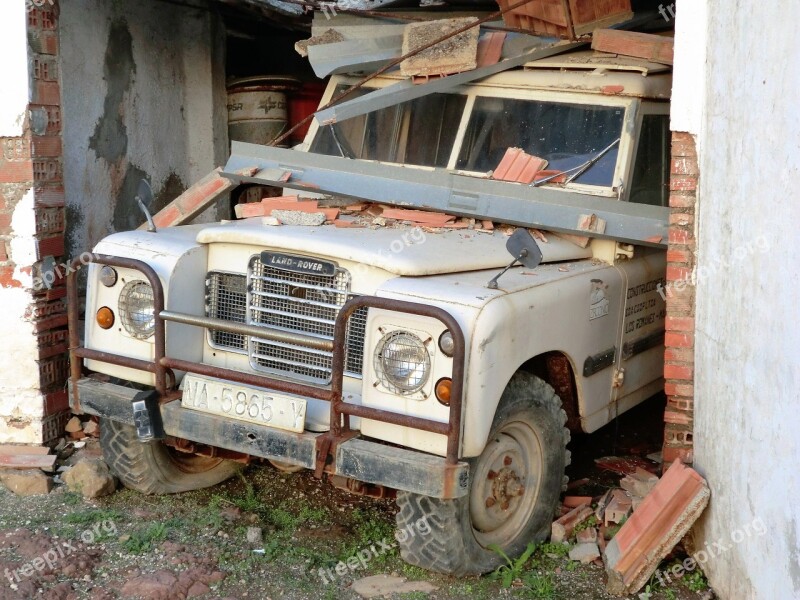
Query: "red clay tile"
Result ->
[[493, 148, 522, 180], [552, 503, 593, 543], [381, 208, 455, 226]]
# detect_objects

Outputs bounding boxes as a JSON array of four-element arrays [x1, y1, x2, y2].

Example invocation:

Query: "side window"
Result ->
[[629, 114, 670, 206]]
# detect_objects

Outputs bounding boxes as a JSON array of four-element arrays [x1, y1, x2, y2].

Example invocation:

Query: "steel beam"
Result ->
[[223, 142, 668, 247]]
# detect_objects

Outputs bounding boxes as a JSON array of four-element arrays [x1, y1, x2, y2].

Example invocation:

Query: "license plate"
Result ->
[[181, 375, 307, 433]]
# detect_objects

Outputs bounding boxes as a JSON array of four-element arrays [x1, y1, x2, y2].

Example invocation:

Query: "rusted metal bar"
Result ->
[[330, 296, 466, 465], [159, 357, 332, 402], [339, 403, 450, 436], [160, 310, 335, 352], [67, 254, 168, 407], [73, 348, 157, 374]]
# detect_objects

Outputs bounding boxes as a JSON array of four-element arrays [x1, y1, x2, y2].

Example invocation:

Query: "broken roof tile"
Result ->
[[604, 460, 710, 595]]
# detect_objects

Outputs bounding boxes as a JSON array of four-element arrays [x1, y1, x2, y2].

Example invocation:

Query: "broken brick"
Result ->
[[619, 468, 660, 499], [563, 495, 593, 509], [604, 489, 633, 527], [400, 18, 480, 78], [576, 527, 598, 544], [552, 503, 593, 544], [604, 461, 710, 596]]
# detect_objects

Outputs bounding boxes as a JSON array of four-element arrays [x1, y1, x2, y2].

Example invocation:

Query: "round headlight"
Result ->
[[374, 331, 431, 394], [118, 280, 155, 339]]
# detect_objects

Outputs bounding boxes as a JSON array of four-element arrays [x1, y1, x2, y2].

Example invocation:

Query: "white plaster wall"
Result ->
[[0, 3, 46, 443], [60, 0, 228, 256], [670, 1, 800, 597], [0, 2, 29, 136]]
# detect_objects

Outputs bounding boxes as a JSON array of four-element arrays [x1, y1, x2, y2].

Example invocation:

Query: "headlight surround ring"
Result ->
[[373, 330, 431, 395], [118, 280, 156, 340]]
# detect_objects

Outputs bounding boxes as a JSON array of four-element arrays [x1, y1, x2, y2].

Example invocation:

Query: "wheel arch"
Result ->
[[517, 351, 584, 435]]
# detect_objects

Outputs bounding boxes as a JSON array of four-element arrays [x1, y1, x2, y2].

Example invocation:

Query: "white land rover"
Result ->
[[68, 50, 671, 575]]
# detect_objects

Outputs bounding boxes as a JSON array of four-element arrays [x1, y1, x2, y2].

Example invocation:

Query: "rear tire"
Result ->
[[396, 372, 570, 575], [100, 418, 242, 494]]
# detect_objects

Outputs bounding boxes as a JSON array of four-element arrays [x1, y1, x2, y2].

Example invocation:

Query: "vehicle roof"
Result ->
[[370, 49, 672, 101]]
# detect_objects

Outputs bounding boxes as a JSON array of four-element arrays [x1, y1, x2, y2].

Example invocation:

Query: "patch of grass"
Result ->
[[62, 492, 82, 506], [521, 569, 557, 599], [123, 522, 168, 554], [63, 508, 121, 526], [537, 542, 570, 559]]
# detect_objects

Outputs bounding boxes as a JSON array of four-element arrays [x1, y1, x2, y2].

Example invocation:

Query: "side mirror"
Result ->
[[487, 229, 542, 289], [506, 228, 543, 269]]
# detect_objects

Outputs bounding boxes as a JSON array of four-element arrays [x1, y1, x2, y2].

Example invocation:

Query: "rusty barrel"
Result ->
[[227, 76, 300, 147]]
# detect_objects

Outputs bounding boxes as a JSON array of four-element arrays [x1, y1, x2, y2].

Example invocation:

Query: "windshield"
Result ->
[[309, 86, 626, 187], [456, 97, 624, 186]]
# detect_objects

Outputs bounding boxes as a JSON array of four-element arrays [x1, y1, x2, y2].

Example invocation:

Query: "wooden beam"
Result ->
[[591, 29, 674, 65]]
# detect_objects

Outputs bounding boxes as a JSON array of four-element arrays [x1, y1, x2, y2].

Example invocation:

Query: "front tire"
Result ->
[[99, 418, 242, 494], [396, 373, 570, 575]]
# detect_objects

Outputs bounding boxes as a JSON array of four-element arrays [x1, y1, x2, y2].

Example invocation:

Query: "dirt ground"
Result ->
[[0, 394, 714, 600]]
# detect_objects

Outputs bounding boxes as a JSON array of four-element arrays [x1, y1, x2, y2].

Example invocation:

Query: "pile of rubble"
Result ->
[[233, 194, 499, 232], [553, 459, 710, 596], [0, 422, 117, 499]]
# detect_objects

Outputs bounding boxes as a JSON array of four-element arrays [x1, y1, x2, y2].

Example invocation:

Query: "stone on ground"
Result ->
[[0, 469, 53, 495], [62, 458, 117, 498], [352, 574, 437, 598], [569, 542, 601, 564]]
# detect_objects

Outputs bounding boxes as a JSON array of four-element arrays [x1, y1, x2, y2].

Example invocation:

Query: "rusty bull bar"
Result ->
[[67, 254, 467, 492]]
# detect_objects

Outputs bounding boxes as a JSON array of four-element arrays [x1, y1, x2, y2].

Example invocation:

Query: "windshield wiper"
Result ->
[[564, 138, 621, 184], [531, 137, 621, 187], [328, 123, 355, 159]]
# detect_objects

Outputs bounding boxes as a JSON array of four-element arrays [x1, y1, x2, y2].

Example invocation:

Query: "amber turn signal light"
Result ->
[[435, 378, 452, 406], [96, 306, 115, 329]]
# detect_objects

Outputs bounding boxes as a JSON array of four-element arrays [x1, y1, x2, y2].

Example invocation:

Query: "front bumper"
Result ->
[[71, 377, 469, 498]]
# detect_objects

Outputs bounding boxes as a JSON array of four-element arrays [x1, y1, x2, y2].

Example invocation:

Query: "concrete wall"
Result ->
[[672, 2, 800, 598], [60, 0, 228, 257]]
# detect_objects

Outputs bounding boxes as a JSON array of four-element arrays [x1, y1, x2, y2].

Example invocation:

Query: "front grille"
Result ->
[[204, 257, 368, 382], [205, 272, 247, 352]]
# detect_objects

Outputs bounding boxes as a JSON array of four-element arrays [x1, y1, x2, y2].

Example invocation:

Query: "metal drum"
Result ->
[[227, 76, 300, 147]]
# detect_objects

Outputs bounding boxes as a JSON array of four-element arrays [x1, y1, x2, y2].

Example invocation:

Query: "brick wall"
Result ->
[[662, 132, 698, 464], [0, 1, 68, 443]]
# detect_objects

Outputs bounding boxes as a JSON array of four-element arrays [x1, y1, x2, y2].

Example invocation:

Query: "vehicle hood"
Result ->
[[195, 219, 591, 276]]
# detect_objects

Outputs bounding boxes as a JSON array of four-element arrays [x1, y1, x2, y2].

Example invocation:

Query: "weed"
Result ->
[[123, 522, 168, 553], [684, 568, 708, 592], [537, 542, 570, 558], [489, 542, 537, 588], [574, 515, 598, 533]]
